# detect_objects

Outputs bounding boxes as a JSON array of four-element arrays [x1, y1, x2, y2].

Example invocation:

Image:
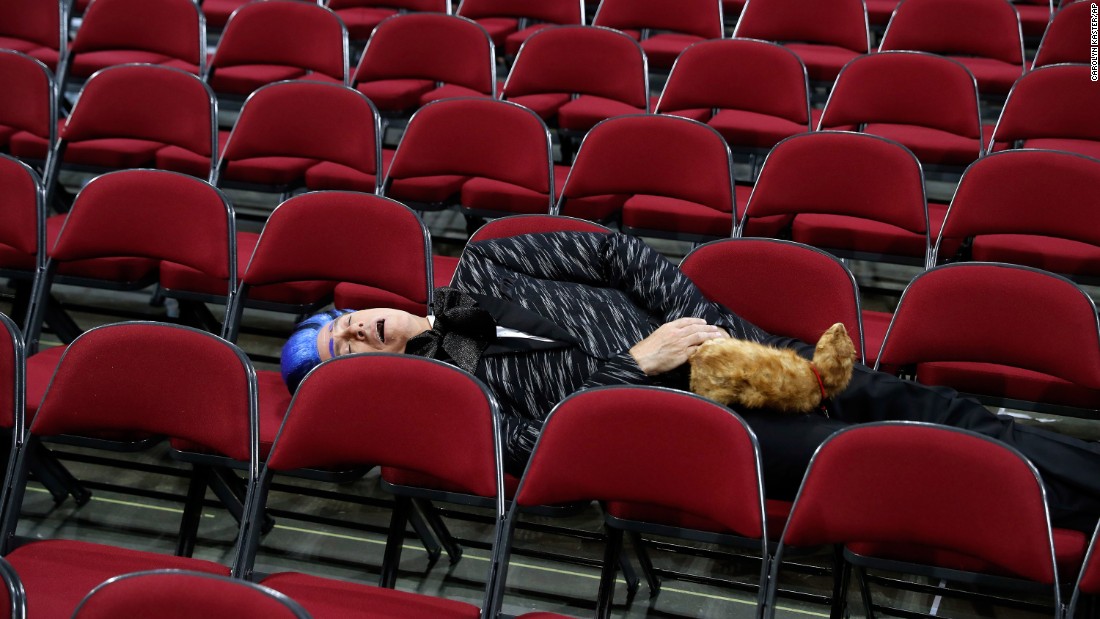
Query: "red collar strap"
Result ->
[[810, 364, 830, 417]]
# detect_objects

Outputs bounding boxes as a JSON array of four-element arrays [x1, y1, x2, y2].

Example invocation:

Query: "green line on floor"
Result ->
[[27, 486, 214, 516]]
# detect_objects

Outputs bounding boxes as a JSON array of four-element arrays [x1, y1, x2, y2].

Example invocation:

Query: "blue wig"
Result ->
[[281, 309, 354, 394]]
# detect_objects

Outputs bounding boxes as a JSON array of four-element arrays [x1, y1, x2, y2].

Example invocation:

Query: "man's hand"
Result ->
[[629, 318, 730, 376]]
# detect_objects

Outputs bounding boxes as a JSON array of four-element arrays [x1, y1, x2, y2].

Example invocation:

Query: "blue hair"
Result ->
[[281, 309, 354, 394]]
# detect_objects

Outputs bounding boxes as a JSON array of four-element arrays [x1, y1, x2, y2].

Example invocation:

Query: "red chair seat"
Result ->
[[606, 498, 792, 540], [970, 234, 1100, 279], [45, 215, 159, 283], [334, 7, 398, 40], [7, 130, 52, 160], [62, 137, 164, 169], [1015, 4, 1052, 37], [381, 466, 521, 498], [0, 37, 59, 70], [863, 123, 981, 167], [1021, 138, 1100, 161], [172, 368, 290, 459], [861, 308, 892, 366], [418, 83, 493, 106], [332, 282, 431, 315], [260, 572, 482, 619], [202, 0, 245, 28], [154, 145, 215, 179], [25, 345, 66, 418], [0, 125, 16, 149], [623, 194, 734, 238], [709, 109, 810, 150], [356, 78, 435, 112], [0, 242, 37, 271], [865, 0, 901, 24], [792, 214, 928, 259], [557, 95, 646, 132], [505, 23, 553, 56], [660, 108, 711, 123], [209, 65, 308, 97], [917, 361, 1100, 409], [504, 92, 573, 120], [783, 43, 863, 82], [68, 51, 200, 78], [848, 525, 1087, 579], [950, 56, 1022, 95], [383, 147, 469, 204], [641, 33, 705, 69], [7, 539, 230, 619], [460, 177, 554, 216], [475, 17, 519, 47], [221, 155, 317, 187], [429, 256, 459, 289], [304, 161, 378, 192]]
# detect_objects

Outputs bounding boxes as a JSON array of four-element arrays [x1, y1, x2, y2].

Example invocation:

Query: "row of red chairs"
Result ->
[[0, 297, 1098, 618]]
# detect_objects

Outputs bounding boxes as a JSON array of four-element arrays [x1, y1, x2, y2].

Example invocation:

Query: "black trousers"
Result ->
[[740, 363, 1100, 532]]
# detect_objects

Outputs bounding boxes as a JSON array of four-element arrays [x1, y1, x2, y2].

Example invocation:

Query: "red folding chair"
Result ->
[[325, 0, 449, 41], [1033, 1, 1095, 67], [936, 149, 1100, 284], [762, 422, 1070, 619], [0, 0, 66, 71], [0, 154, 45, 324], [457, 0, 585, 55], [73, 570, 312, 619], [0, 50, 57, 171], [591, 0, 723, 69], [987, 64, 1100, 160], [0, 322, 259, 618]]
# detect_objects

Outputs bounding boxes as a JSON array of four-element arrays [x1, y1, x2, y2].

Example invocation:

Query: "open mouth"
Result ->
[[376, 319, 386, 344]]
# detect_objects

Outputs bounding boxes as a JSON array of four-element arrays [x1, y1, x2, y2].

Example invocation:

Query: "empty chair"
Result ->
[[457, 0, 585, 55], [656, 38, 812, 164], [762, 422, 1071, 619], [1034, 1, 1096, 67], [1013, 0, 1054, 38], [987, 63, 1100, 159], [0, 51, 55, 170], [206, 80, 382, 196], [740, 131, 932, 268], [935, 149, 1100, 283], [558, 114, 746, 240], [206, 0, 348, 100], [879, 0, 1025, 97], [73, 570, 311, 619], [680, 238, 867, 363], [875, 262, 1100, 417], [819, 52, 984, 169], [326, 0, 449, 41], [0, 0, 66, 71], [484, 386, 768, 619], [0, 322, 258, 618], [30, 64, 217, 208], [352, 13, 494, 115], [57, 0, 205, 95], [237, 353, 504, 615], [592, 0, 724, 69], [501, 25, 648, 142], [733, 0, 871, 84]]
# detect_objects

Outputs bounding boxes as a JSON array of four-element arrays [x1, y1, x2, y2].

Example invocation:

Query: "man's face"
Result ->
[[315, 308, 424, 361]]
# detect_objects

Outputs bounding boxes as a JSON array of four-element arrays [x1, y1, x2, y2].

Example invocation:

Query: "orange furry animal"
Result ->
[[689, 323, 857, 414]]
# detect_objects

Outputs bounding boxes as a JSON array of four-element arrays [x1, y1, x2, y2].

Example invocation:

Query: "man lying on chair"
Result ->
[[281, 231, 1100, 532]]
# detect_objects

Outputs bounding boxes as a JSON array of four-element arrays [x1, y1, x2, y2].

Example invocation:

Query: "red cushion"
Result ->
[[863, 123, 982, 167], [865, 0, 901, 24], [333, 7, 397, 40], [418, 83, 493, 107], [332, 282, 431, 315], [304, 161, 378, 193], [709, 109, 810, 150], [431, 255, 460, 290], [355, 78, 435, 112], [202, 0, 247, 28], [641, 33, 705, 69], [220, 155, 317, 187], [660, 108, 711, 123], [0, 242, 37, 271], [622, 194, 734, 238], [791, 214, 928, 260], [474, 17, 519, 47], [1021, 138, 1100, 161], [8, 130, 52, 160], [503, 93, 572, 120], [951, 57, 1023, 95], [382, 148, 469, 205], [460, 177, 554, 216], [25, 345, 66, 419], [381, 466, 520, 498], [918, 361, 1100, 409], [0, 38, 58, 70], [505, 24, 553, 56], [256, 368, 292, 457], [61, 138, 164, 169], [154, 145, 214, 179], [970, 234, 1100, 279], [68, 51, 200, 79], [7, 539, 229, 619], [209, 65, 308, 97], [557, 96, 647, 132], [260, 572, 481, 619], [46, 215, 159, 283], [783, 43, 863, 82], [848, 526, 1086, 579], [862, 309, 892, 366]]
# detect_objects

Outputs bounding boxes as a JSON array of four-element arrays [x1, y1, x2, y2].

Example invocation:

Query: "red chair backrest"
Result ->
[[1033, 2, 1095, 67], [267, 354, 499, 498], [514, 387, 765, 538], [744, 131, 928, 235], [211, 0, 347, 82], [938, 149, 1100, 251], [503, 26, 649, 109], [50, 170, 233, 281], [880, 0, 1023, 65], [220, 81, 380, 177], [0, 0, 62, 51], [594, 0, 723, 39], [783, 422, 1057, 583], [458, 0, 583, 24], [734, 0, 869, 52], [680, 238, 865, 359], [242, 191, 431, 308], [991, 64, 1100, 146], [32, 323, 255, 462], [63, 64, 215, 161], [71, 0, 203, 67], [386, 98, 552, 194], [561, 114, 735, 214], [353, 13, 494, 94], [469, 214, 611, 242], [0, 51, 55, 145], [820, 51, 982, 141], [0, 154, 42, 263], [657, 38, 810, 128], [876, 263, 1100, 391]]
